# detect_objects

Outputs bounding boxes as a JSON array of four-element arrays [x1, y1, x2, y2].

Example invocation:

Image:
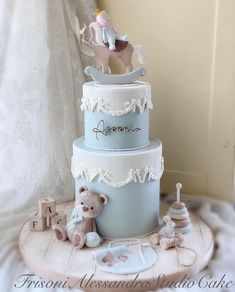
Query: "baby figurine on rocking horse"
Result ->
[[79, 9, 146, 84]]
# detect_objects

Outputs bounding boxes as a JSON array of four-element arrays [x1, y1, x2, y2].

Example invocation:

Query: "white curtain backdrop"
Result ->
[[0, 0, 97, 215], [0, 0, 96, 291]]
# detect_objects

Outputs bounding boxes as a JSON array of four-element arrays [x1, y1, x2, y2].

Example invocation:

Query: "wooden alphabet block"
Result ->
[[39, 197, 56, 218], [50, 211, 67, 228], [29, 212, 46, 231]]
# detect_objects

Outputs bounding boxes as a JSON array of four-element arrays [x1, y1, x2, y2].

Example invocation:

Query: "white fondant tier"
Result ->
[[82, 81, 152, 151], [81, 81, 152, 116], [72, 138, 164, 238], [72, 137, 163, 188]]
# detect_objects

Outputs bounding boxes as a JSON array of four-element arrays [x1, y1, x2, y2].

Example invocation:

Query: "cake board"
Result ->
[[19, 200, 214, 292]]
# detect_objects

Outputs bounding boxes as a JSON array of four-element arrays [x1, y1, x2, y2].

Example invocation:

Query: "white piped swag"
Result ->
[[94, 239, 157, 274]]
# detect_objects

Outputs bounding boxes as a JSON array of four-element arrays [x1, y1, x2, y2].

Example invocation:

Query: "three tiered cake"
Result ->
[[71, 81, 164, 239]]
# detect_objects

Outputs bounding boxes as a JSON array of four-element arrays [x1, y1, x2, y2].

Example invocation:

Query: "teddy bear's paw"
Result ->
[[53, 224, 67, 241], [73, 232, 86, 249]]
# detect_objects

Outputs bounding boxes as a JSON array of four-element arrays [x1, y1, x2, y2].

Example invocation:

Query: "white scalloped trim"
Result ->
[[72, 158, 164, 188], [80, 96, 153, 116]]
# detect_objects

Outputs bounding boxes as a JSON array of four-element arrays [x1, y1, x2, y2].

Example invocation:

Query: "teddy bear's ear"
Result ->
[[79, 185, 88, 193], [100, 194, 108, 205]]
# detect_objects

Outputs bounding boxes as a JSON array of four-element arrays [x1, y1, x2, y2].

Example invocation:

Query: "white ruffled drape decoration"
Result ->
[[0, 1, 96, 291]]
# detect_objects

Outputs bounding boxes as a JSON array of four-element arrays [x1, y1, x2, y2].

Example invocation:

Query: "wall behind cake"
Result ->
[[97, 0, 235, 202]]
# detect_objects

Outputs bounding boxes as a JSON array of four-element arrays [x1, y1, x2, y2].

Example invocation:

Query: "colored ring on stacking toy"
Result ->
[[173, 218, 191, 227], [167, 211, 189, 220], [175, 224, 193, 234], [171, 201, 185, 209], [169, 207, 187, 215]]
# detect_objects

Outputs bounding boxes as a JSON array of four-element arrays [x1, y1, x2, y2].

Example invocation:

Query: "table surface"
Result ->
[[19, 200, 214, 292]]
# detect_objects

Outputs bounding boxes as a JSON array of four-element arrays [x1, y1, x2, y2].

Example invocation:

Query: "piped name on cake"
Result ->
[[92, 120, 141, 140]]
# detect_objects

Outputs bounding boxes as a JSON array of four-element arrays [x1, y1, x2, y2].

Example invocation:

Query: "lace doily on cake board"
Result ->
[[19, 200, 214, 292]]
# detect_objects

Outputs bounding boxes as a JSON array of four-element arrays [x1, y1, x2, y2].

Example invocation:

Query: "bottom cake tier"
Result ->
[[72, 137, 164, 239]]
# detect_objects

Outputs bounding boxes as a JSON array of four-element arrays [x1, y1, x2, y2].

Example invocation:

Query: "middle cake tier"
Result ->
[[81, 81, 152, 151], [72, 137, 164, 239]]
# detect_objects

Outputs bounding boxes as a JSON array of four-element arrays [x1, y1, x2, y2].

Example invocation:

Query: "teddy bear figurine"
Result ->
[[96, 9, 128, 51], [53, 186, 108, 249]]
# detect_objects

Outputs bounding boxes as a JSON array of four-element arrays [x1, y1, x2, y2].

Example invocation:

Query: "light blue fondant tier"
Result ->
[[81, 81, 152, 151], [84, 110, 150, 150], [72, 138, 163, 239], [75, 179, 160, 239]]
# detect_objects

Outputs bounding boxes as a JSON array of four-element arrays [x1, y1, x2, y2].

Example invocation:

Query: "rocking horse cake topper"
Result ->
[[80, 9, 146, 84]]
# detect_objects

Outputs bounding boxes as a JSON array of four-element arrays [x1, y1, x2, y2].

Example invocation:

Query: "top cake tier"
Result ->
[[81, 81, 152, 151]]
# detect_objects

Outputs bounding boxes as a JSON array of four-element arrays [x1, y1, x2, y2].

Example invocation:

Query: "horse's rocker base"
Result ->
[[85, 66, 146, 84], [19, 200, 214, 292]]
